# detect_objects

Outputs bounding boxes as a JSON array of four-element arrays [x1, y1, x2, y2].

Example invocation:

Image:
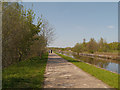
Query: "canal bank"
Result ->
[[55, 52, 118, 88], [59, 51, 120, 74], [59, 51, 119, 60]]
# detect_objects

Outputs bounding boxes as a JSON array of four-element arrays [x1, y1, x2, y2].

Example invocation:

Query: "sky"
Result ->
[[21, 2, 118, 48]]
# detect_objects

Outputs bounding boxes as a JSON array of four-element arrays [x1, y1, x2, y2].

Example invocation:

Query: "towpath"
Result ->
[[44, 53, 110, 88]]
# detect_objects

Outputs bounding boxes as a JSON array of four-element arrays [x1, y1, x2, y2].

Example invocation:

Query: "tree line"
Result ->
[[73, 38, 119, 54], [52, 38, 119, 54], [2, 2, 54, 67]]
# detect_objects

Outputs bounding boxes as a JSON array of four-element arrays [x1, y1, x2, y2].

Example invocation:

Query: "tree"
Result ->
[[87, 38, 98, 53], [73, 43, 83, 55], [42, 18, 55, 46], [82, 38, 87, 52], [2, 2, 54, 67], [98, 37, 107, 52], [2, 2, 27, 66]]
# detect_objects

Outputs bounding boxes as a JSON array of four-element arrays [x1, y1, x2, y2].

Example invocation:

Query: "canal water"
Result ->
[[59, 51, 120, 74]]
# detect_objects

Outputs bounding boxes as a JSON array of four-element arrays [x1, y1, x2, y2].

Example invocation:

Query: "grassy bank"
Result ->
[[56, 53, 118, 88], [2, 53, 48, 88]]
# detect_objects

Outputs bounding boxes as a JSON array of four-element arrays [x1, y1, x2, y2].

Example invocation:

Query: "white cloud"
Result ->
[[107, 25, 115, 29]]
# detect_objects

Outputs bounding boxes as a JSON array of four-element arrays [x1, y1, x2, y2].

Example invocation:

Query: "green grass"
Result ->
[[2, 53, 48, 88], [56, 52, 118, 88]]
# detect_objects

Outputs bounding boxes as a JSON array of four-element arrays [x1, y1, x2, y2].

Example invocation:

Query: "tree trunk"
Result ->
[[19, 52, 22, 62]]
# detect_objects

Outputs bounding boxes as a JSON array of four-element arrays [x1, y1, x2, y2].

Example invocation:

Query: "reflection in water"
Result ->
[[60, 51, 120, 74]]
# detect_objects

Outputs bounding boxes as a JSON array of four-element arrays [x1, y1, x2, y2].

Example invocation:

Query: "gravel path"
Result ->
[[44, 53, 111, 88]]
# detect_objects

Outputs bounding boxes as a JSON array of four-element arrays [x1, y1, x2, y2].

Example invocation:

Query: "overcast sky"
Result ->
[[22, 2, 118, 48]]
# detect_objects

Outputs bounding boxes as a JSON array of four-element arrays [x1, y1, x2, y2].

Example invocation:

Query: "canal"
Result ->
[[58, 51, 120, 74]]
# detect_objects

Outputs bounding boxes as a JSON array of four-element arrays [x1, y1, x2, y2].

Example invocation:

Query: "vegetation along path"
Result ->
[[44, 53, 110, 88]]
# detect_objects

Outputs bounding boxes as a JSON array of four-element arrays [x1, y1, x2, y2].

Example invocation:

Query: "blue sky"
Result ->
[[22, 2, 118, 48]]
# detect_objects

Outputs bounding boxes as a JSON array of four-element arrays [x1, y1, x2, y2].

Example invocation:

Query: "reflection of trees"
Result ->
[[63, 51, 118, 72], [101, 61, 109, 68], [72, 53, 110, 69]]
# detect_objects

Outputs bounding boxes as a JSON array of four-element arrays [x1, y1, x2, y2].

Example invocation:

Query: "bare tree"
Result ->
[[41, 18, 55, 46]]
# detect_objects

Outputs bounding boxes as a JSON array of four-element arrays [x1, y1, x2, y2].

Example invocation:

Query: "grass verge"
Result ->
[[2, 53, 48, 88], [56, 52, 118, 88]]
